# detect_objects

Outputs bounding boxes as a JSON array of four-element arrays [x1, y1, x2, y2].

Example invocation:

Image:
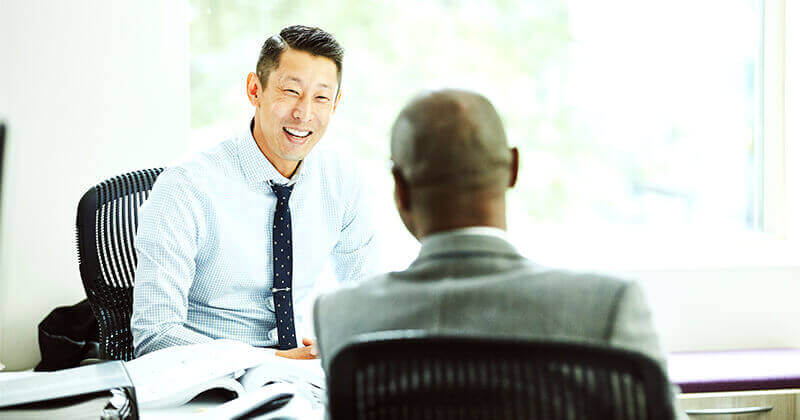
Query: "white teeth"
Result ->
[[285, 128, 311, 137]]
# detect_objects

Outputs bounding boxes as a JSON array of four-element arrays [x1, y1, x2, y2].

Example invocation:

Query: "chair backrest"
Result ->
[[75, 168, 164, 361], [327, 331, 676, 420]]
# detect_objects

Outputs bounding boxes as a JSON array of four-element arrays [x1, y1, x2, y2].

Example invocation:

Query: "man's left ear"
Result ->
[[332, 89, 342, 113], [509, 147, 519, 188]]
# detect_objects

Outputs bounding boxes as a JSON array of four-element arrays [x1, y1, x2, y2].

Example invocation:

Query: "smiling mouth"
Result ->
[[283, 127, 312, 142]]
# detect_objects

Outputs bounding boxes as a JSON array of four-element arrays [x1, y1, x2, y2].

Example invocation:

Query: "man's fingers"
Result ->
[[275, 346, 316, 360], [275, 338, 319, 359], [302, 337, 319, 356]]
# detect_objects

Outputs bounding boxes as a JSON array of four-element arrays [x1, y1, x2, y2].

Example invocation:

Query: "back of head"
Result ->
[[391, 89, 512, 192], [390, 89, 516, 235]]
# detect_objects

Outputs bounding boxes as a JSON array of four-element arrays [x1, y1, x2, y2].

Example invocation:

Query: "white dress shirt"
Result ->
[[131, 122, 379, 356], [419, 226, 510, 248]]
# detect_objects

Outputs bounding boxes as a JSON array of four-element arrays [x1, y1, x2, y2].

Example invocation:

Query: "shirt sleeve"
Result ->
[[330, 174, 380, 285], [131, 167, 213, 357]]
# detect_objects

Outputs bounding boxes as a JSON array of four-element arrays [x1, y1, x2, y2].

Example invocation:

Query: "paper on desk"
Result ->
[[198, 382, 319, 419], [127, 339, 275, 408], [239, 356, 326, 408]]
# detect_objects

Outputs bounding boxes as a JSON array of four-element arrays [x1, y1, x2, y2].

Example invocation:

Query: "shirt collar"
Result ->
[[237, 118, 312, 188], [420, 226, 509, 247], [416, 226, 520, 261]]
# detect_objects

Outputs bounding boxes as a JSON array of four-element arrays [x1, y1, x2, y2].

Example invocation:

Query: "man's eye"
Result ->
[[285, 89, 299, 96], [316, 96, 330, 102]]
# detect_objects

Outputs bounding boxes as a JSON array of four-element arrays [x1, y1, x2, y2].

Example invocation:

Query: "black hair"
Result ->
[[256, 25, 344, 90]]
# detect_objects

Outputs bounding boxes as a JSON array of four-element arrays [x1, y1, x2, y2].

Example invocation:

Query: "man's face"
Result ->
[[253, 48, 339, 173]]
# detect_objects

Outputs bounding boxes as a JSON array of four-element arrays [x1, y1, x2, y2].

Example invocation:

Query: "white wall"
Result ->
[[0, 0, 189, 370], [634, 267, 800, 352]]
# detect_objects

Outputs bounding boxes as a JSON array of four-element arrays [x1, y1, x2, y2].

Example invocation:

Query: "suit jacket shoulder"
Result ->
[[314, 235, 663, 371]]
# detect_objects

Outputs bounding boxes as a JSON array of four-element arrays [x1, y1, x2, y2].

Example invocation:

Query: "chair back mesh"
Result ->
[[328, 331, 675, 420], [76, 168, 163, 361]]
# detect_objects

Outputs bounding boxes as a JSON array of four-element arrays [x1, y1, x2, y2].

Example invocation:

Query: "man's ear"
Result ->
[[509, 147, 519, 188], [246, 72, 262, 106], [332, 89, 342, 113], [392, 166, 411, 212]]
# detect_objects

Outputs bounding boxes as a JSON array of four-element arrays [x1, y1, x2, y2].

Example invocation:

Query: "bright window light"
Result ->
[[188, 0, 764, 270]]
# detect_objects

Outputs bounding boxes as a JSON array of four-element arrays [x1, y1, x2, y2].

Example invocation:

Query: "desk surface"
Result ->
[[669, 348, 800, 393], [9, 348, 800, 415], [0, 372, 322, 419]]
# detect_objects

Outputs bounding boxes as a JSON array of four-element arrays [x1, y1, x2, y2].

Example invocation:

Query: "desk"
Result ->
[[669, 349, 800, 419], [1, 372, 323, 419], [669, 348, 800, 393]]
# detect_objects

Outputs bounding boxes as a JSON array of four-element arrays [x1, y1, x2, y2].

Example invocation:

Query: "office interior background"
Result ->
[[0, 0, 797, 370]]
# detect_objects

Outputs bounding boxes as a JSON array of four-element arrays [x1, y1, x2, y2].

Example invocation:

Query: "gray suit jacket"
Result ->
[[314, 231, 683, 418]]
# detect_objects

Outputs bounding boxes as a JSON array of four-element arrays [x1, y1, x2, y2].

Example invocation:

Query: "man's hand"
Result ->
[[275, 337, 319, 359]]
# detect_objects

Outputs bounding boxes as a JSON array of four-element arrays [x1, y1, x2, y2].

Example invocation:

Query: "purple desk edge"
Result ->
[[668, 348, 800, 393]]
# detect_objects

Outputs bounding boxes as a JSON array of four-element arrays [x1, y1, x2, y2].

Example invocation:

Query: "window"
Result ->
[[189, 0, 771, 270]]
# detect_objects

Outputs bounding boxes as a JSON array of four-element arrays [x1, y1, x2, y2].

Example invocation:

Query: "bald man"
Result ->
[[313, 89, 682, 417]]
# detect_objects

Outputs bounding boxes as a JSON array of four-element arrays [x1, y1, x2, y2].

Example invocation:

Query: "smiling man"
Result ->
[[131, 25, 378, 357]]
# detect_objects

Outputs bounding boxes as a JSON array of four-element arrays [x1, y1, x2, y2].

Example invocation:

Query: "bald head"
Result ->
[[390, 89, 518, 238], [391, 89, 513, 191]]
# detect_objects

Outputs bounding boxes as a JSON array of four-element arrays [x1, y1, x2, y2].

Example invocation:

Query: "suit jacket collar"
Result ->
[[414, 229, 523, 265]]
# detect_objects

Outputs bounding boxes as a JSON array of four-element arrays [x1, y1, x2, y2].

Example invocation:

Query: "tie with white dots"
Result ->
[[270, 183, 297, 349]]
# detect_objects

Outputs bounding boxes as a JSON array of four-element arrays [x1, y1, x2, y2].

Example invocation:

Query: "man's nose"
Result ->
[[292, 97, 313, 122]]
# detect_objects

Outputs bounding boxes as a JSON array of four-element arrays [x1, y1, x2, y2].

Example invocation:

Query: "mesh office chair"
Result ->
[[76, 168, 164, 361], [327, 331, 676, 420]]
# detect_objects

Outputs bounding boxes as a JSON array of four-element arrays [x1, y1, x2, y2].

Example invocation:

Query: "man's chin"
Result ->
[[280, 143, 315, 161], [277, 150, 308, 163]]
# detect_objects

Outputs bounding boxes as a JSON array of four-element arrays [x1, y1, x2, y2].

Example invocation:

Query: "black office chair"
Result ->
[[327, 331, 676, 420], [75, 168, 164, 361]]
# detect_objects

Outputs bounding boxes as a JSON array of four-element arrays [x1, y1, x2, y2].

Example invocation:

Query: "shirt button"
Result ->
[[268, 328, 278, 341], [267, 298, 275, 312]]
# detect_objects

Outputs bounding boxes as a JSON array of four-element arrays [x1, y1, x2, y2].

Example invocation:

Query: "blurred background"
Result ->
[[191, 0, 760, 234], [0, 0, 797, 370]]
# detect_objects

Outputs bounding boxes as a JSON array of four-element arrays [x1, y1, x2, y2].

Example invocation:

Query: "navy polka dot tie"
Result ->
[[270, 183, 297, 349]]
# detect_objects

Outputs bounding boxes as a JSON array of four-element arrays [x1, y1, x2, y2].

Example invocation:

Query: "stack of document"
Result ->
[[0, 361, 137, 419]]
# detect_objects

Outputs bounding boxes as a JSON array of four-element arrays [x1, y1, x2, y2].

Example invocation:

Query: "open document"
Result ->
[[126, 339, 325, 410]]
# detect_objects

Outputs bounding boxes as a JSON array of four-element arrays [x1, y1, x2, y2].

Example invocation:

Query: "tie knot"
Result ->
[[270, 183, 294, 201]]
